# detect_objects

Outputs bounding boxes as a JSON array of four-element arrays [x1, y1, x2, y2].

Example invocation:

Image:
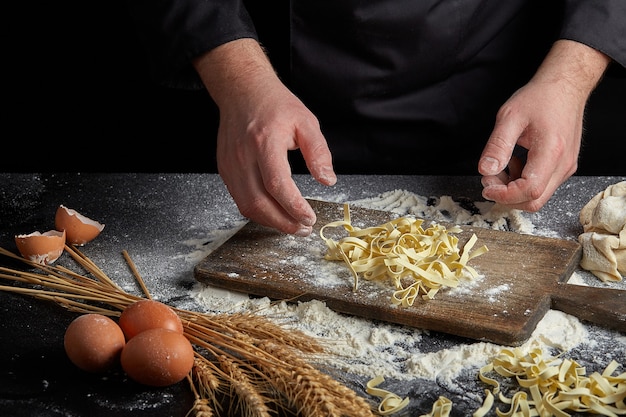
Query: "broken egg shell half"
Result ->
[[15, 229, 66, 265], [55, 205, 105, 246]]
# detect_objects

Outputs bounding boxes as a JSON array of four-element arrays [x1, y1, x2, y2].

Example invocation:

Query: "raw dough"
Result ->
[[578, 181, 626, 282]]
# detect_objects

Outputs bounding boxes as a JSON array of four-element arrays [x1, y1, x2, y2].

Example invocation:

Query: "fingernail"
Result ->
[[481, 176, 497, 187], [481, 189, 494, 202], [301, 210, 316, 227], [318, 168, 337, 186], [480, 157, 500, 174], [294, 225, 313, 237]]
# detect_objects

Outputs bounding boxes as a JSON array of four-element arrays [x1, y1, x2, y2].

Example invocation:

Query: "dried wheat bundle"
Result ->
[[0, 245, 376, 417]]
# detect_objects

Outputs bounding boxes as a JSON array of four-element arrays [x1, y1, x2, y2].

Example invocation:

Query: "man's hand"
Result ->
[[479, 40, 611, 211], [193, 39, 336, 235]]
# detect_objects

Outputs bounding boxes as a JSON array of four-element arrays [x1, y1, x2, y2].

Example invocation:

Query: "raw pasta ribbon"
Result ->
[[366, 376, 410, 415], [475, 345, 626, 417], [320, 204, 488, 306]]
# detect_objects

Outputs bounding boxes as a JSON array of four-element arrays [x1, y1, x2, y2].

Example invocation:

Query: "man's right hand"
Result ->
[[193, 39, 337, 236]]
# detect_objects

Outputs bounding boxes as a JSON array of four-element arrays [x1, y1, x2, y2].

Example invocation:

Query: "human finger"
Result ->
[[225, 165, 315, 236], [478, 108, 522, 177], [256, 138, 318, 231], [217, 135, 314, 236], [482, 137, 567, 211], [296, 119, 337, 187]]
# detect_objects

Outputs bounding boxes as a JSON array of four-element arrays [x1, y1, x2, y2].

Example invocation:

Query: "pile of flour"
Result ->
[[188, 189, 620, 385]]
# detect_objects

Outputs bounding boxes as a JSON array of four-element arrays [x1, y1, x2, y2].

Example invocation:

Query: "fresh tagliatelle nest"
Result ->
[[320, 204, 489, 306]]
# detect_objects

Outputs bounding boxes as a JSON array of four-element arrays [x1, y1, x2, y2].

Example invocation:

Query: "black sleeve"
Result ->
[[127, 0, 258, 89], [560, 0, 626, 68]]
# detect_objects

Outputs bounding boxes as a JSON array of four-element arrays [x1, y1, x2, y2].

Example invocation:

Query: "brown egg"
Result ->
[[55, 205, 105, 246], [14, 229, 66, 265], [118, 299, 183, 341], [121, 328, 194, 387], [64, 313, 126, 373]]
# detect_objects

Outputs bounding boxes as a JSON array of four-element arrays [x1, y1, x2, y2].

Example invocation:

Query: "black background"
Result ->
[[4, 0, 625, 175]]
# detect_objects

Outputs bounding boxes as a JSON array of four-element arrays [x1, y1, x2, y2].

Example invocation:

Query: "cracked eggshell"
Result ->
[[15, 229, 66, 264], [55, 205, 105, 245]]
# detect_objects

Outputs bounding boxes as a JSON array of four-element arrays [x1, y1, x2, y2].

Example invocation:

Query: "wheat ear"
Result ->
[[255, 340, 376, 417]]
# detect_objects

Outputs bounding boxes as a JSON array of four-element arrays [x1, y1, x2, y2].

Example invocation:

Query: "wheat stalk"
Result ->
[[192, 356, 222, 400], [218, 354, 274, 417], [186, 398, 215, 417], [0, 246, 376, 417], [255, 340, 375, 417]]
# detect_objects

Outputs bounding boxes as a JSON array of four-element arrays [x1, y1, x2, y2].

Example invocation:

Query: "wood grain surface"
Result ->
[[194, 199, 625, 345]]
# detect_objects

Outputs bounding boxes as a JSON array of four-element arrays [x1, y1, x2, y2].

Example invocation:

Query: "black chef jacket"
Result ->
[[128, 0, 626, 174]]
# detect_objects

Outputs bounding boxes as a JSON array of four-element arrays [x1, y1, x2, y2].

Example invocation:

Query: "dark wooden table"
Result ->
[[1, 173, 624, 416]]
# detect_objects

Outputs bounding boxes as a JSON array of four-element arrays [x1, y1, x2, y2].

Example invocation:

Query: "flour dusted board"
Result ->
[[195, 199, 626, 345]]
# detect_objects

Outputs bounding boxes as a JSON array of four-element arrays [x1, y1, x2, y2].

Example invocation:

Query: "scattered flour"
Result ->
[[192, 284, 586, 384], [483, 284, 510, 303], [188, 190, 609, 386], [175, 221, 247, 264], [349, 189, 536, 234]]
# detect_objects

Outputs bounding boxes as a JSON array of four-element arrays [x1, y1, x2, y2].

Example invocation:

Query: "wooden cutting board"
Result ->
[[194, 199, 626, 345]]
